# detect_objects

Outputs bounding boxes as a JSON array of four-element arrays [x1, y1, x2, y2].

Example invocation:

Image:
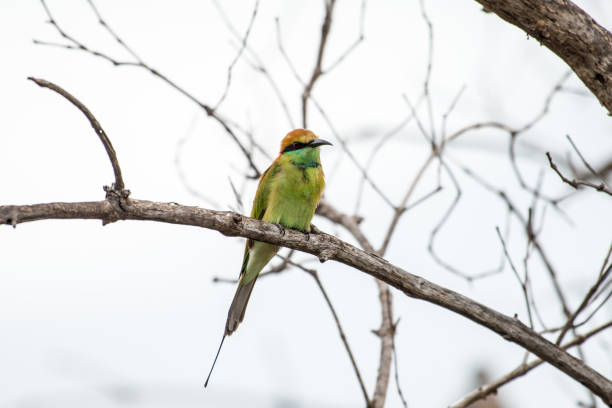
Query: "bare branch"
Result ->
[[213, 251, 296, 284], [547, 153, 612, 197], [472, 0, 612, 115], [275, 17, 306, 86], [556, 244, 612, 345], [419, 0, 436, 144], [174, 116, 221, 208], [86, 0, 143, 63], [301, 0, 337, 128], [28, 77, 126, 193], [459, 163, 574, 320], [450, 320, 612, 408], [324, 0, 366, 73], [309, 270, 371, 407], [213, 3, 295, 128], [35, 0, 261, 178], [566, 135, 612, 191], [213, 0, 260, 110], [2, 199, 612, 402], [371, 279, 394, 408], [496, 226, 534, 328], [354, 96, 425, 214], [308, 96, 396, 209], [379, 152, 436, 255], [508, 72, 573, 203], [392, 336, 408, 408]]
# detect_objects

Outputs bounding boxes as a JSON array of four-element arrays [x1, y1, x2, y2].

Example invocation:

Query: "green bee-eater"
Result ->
[[205, 129, 332, 386]]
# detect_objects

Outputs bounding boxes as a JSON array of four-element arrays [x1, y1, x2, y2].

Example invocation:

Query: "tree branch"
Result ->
[[547, 152, 612, 197], [28, 76, 127, 193], [2, 199, 611, 404], [35, 0, 261, 178], [450, 320, 612, 408], [302, 0, 337, 127], [473, 0, 612, 115]]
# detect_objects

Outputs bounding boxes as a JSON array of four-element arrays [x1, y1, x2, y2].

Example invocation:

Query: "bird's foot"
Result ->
[[304, 224, 322, 241], [274, 223, 286, 236]]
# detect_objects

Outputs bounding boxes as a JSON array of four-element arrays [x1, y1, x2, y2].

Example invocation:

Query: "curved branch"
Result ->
[[473, 0, 612, 115], [1, 199, 611, 403], [28, 77, 126, 192]]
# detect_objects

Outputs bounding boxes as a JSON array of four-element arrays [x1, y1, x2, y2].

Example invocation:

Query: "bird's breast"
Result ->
[[264, 165, 325, 231]]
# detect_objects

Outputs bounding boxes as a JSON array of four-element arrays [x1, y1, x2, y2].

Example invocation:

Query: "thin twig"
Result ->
[[324, 0, 367, 73], [301, 0, 337, 128], [458, 162, 574, 319], [556, 244, 612, 345], [36, 0, 261, 178], [308, 96, 396, 209], [495, 227, 534, 328], [566, 135, 612, 191], [379, 152, 436, 255], [547, 153, 612, 197], [86, 0, 143, 63], [212, 1, 295, 128], [174, 114, 221, 208], [354, 95, 425, 214], [213, 0, 260, 110], [392, 335, 408, 408], [419, 0, 436, 145], [309, 270, 372, 407]]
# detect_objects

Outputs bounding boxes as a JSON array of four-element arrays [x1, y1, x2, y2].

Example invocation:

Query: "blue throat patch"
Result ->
[[291, 160, 320, 169]]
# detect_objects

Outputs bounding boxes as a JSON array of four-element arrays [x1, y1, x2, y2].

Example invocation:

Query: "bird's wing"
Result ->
[[250, 162, 277, 221], [240, 161, 279, 274]]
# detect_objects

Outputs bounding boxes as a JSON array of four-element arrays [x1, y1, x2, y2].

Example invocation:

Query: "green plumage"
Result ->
[[205, 130, 331, 388], [226, 145, 325, 334]]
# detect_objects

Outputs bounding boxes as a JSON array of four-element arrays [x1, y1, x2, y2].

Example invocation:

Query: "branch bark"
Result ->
[[473, 0, 612, 115], [2, 199, 611, 404]]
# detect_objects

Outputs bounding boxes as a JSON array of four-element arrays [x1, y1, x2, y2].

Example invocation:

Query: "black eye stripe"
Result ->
[[282, 141, 307, 153]]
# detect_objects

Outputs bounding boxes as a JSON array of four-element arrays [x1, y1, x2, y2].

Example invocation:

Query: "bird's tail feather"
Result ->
[[225, 278, 257, 335], [206, 278, 255, 387]]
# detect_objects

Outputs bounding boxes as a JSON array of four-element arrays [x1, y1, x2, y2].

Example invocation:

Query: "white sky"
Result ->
[[1, 1, 612, 407]]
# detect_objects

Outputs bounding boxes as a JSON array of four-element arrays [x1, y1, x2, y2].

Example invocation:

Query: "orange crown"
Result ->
[[279, 129, 318, 153]]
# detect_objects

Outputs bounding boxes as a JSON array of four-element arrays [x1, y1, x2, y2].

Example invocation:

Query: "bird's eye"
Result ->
[[283, 141, 304, 153]]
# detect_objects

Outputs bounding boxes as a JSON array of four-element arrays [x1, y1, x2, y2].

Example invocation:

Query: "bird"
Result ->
[[204, 129, 332, 387]]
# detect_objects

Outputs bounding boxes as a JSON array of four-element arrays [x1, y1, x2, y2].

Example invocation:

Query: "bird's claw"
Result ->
[[275, 223, 286, 236], [304, 224, 322, 241]]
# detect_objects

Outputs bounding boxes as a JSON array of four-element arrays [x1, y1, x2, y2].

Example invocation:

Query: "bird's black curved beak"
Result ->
[[308, 139, 333, 148]]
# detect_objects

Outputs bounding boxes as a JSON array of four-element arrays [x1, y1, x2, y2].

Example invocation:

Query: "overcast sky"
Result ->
[[1, 1, 612, 407]]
